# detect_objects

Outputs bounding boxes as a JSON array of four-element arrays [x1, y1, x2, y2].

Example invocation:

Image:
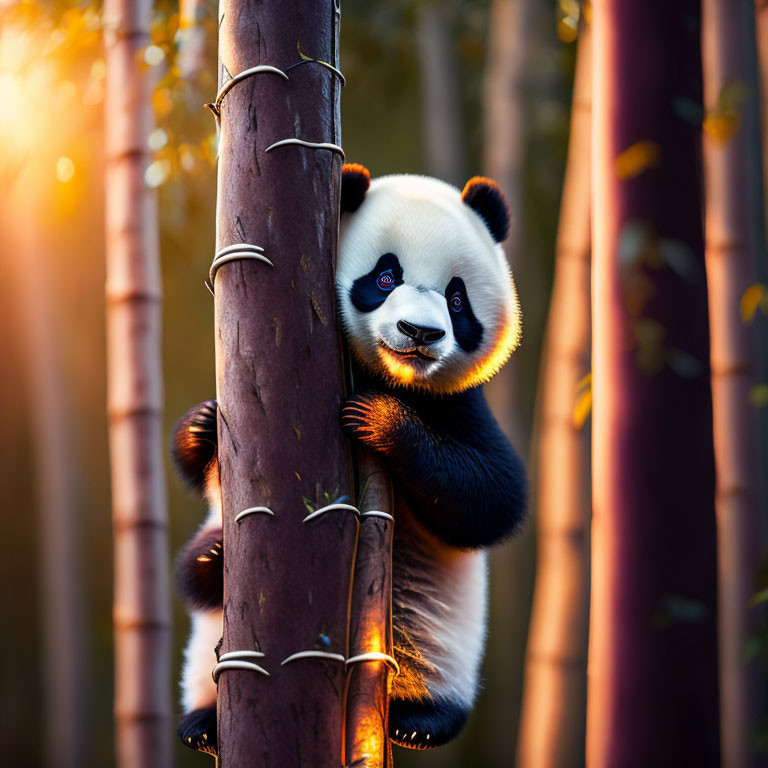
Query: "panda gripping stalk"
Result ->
[[208, 2, 359, 766]]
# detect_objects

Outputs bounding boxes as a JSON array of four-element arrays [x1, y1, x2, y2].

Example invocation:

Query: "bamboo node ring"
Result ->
[[209, 243, 274, 289], [212, 656, 270, 683], [302, 502, 360, 524], [286, 45, 346, 86], [345, 652, 400, 676], [235, 506, 275, 523], [360, 510, 394, 523], [218, 650, 265, 663], [265, 138, 345, 160], [281, 650, 346, 665], [205, 65, 289, 118]]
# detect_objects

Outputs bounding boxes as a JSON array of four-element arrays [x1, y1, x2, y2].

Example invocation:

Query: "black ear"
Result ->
[[461, 177, 510, 243], [341, 163, 371, 213]]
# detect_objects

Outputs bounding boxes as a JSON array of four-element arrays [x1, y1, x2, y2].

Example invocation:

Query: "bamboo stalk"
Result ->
[[344, 451, 394, 768], [588, 0, 720, 765], [516, 20, 592, 768], [482, 0, 533, 448], [103, 0, 172, 764], [416, 0, 466, 187], [702, 2, 765, 764], [212, 2, 357, 764]]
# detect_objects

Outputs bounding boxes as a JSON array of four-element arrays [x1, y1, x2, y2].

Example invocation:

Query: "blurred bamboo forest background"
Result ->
[[5, 0, 765, 766]]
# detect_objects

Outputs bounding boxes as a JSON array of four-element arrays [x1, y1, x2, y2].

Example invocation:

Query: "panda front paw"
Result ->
[[172, 400, 219, 494], [178, 707, 217, 755], [341, 390, 412, 452]]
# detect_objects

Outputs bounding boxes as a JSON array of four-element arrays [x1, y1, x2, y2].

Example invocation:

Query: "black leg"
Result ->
[[175, 527, 223, 610], [389, 696, 469, 750], [178, 706, 217, 755]]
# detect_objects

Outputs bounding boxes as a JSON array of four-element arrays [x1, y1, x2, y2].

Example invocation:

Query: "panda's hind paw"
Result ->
[[178, 707, 218, 756], [389, 696, 468, 750]]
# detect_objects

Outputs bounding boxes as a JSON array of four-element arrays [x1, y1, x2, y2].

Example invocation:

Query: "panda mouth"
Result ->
[[378, 341, 436, 363]]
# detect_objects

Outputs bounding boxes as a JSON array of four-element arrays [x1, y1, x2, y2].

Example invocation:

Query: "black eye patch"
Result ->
[[350, 253, 404, 313], [445, 277, 483, 353]]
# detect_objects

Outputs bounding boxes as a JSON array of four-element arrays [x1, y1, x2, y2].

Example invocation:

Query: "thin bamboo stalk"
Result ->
[[344, 451, 394, 768], [6, 187, 86, 768], [703, 2, 765, 764], [416, 0, 466, 187], [516, 21, 592, 768], [482, 0, 533, 448], [103, 0, 172, 763]]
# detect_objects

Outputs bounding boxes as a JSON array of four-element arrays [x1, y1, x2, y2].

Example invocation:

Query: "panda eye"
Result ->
[[377, 270, 395, 291], [449, 292, 463, 313]]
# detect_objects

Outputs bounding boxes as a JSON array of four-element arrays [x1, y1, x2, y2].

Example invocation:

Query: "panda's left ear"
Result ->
[[340, 163, 371, 214], [461, 177, 510, 243]]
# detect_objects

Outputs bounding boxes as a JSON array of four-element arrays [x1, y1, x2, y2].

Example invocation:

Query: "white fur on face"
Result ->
[[338, 174, 521, 393]]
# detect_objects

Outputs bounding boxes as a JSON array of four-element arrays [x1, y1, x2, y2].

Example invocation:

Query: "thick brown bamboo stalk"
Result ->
[[516, 20, 592, 768], [345, 451, 394, 768], [588, 0, 720, 765], [103, 0, 172, 764], [213, 2, 357, 765], [482, 0, 533, 449], [416, 0, 466, 187], [703, 2, 765, 764]]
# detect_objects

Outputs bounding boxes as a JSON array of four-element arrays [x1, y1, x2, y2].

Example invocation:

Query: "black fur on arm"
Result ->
[[171, 400, 218, 494], [175, 527, 223, 610], [341, 388, 526, 549]]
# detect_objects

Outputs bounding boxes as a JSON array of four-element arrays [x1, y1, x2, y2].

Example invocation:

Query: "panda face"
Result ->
[[338, 173, 521, 394]]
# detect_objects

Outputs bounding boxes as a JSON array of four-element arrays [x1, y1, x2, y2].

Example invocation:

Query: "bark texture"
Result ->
[[587, 1, 720, 765], [702, 2, 766, 764], [103, 0, 172, 765], [516, 22, 592, 768], [345, 452, 394, 768], [213, 2, 356, 765]]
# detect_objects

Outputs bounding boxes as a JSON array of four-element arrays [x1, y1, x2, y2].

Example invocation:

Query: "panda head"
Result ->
[[337, 163, 521, 395]]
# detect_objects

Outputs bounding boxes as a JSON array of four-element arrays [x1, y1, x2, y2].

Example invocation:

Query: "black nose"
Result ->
[[397, 320, 446, 345]]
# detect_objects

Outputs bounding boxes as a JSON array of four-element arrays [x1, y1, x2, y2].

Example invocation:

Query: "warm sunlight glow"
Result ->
[[56, 156, 74, 182], [144, 44, 165, 67], [0, 21, 56, 157]]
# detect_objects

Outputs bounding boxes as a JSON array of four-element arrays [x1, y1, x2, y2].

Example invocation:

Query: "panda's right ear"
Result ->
[[340, 163, 370, 214]]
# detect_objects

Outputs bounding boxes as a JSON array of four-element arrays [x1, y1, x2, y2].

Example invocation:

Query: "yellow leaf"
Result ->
[[749, 384, 768, 408], [557, 16, 578, 43], [615, 141, 660, 180], [740, 284, 767, 324], [576, 372, 592, 391], [703, 112, 740, 145], [573, 388, 592, 429]]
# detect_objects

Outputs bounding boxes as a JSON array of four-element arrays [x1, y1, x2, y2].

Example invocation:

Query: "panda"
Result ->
[[173, 164, 526, 756]]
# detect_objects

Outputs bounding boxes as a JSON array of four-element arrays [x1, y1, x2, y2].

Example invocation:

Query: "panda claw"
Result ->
[[389, 697, 468, 750], [178, 707, 218, 756]]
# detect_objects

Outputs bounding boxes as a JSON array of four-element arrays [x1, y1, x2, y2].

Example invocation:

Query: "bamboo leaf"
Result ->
[[749, 384, 768, 408], [572, 388, 592, 429], [749, 587, 768, 607], [615, 141, 660, 180], [741, 284, 767, 324]]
